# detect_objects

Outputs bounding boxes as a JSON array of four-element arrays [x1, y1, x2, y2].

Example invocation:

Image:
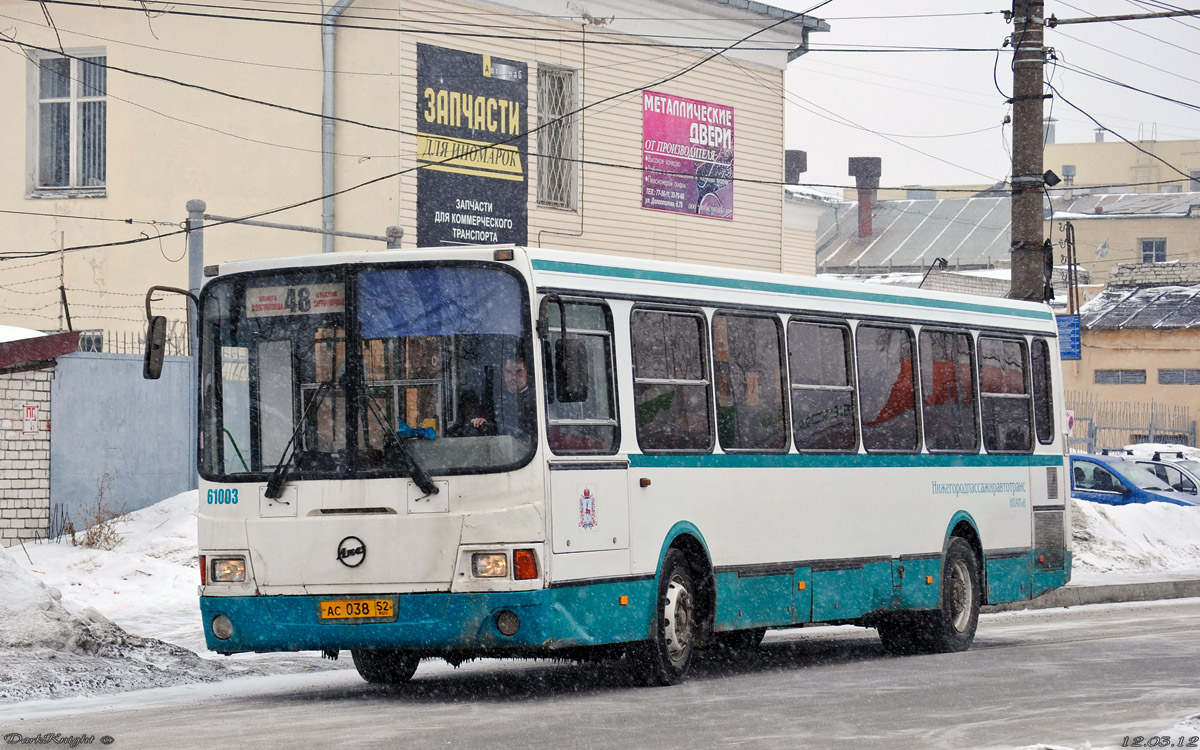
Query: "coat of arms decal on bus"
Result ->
[[579, 487, 597, 530]]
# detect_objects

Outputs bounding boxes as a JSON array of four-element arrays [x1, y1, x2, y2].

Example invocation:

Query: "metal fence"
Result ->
[[1065, 390, 1197, 453], [75, 325, 189, 356]]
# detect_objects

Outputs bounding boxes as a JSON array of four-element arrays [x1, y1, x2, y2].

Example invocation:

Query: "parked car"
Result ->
[[1070, 454, 1200, 506], [1132, 451, 1200, 497]]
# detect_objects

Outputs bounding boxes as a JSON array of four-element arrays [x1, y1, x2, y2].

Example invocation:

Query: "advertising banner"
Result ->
[[417, 44, 528, 246], [642, 91, 734, 220]]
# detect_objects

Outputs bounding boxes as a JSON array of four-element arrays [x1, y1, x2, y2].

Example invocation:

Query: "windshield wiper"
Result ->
[[361, 396, 439, 497], [264, 380, 333, 500]]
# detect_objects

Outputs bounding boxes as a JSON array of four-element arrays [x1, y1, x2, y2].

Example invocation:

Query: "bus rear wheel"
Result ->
[[351, 649, 420, 684], [630, 549, 698, 686], [877, 537, 980, 655]]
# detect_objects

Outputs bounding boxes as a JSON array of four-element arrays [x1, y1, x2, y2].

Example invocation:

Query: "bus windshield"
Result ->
[[200, 264, 535, 482]]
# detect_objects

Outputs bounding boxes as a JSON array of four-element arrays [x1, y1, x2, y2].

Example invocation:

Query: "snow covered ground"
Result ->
[[3, 480, 1200, 705]]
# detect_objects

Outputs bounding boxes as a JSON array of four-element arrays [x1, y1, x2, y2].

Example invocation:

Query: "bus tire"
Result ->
[[351, 649, 420, 684], [630, 549, 698, 686], [877, 537, 980, 655], [927, 536, 981, 652]]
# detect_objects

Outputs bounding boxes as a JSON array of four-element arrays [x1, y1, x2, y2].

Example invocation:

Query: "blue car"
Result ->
[[1071, 454, 1200, 506]]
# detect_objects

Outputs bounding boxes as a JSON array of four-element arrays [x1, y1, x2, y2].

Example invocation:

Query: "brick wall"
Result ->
[[1108, 262, 1200, 287], [0, 369, 52, 546]]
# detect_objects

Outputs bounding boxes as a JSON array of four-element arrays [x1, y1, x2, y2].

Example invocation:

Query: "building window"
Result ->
[[1094, 369, 1146, 385], [1141, 238, 1166, 264], [1159, 369, 1200, 385], [536, 66, 577, 209], [1190, 170, 1200, 192], [35, 52, 106, 191]]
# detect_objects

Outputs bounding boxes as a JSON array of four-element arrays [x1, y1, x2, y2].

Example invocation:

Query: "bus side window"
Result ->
[[544, 300, 619, 454], [631, 308, 714, 452], [712, 312, 788, 452], [856, 325, 920, 453], [918, 329, 979, 453], [787, 320, 857, 452], [1031, 337, 1055, 444], [979, 336, 1032, 453]]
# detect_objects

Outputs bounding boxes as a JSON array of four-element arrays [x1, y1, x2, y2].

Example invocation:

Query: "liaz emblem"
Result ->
[[578, 487, 597, 530], [337, 536, 366, 568]]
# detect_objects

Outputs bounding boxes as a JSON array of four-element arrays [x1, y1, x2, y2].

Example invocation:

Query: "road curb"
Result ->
[[983, 579, 1200, 613]]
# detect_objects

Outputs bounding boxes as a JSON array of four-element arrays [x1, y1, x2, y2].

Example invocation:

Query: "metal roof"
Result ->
[[816, 197, 1011, 272], [1080, 284, 1200, 330]]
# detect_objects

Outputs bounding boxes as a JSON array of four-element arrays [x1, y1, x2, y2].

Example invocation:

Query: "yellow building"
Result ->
[[0, 0, 827, 343], [1046, 137, 1200, 196], [1065, 263, 1200, 449]]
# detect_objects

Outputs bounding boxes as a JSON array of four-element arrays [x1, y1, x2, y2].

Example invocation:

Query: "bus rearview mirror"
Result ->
[[144, 315, 167, 380], [555, 338, 589, 403]]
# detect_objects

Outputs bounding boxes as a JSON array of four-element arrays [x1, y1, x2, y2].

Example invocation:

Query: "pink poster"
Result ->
[[642, 91, 734, 220]]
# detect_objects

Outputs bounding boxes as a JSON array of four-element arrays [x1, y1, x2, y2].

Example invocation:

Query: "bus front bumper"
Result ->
[[199, 582, 655, 655]]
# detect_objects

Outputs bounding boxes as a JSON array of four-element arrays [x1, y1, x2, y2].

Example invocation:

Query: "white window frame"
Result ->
[[1140, 238, 1166, 264], [536, 65, 578, 211], [27, 48, 107, 197]]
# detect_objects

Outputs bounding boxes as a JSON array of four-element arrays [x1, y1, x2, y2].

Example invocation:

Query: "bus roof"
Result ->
[[213, 245, 1057, 333]]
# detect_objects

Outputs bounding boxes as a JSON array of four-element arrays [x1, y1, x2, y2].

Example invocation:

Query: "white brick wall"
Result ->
[[0, 369, 53, 546]]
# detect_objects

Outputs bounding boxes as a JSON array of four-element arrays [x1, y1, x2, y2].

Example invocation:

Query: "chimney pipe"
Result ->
[[848, 157, 882, 238]]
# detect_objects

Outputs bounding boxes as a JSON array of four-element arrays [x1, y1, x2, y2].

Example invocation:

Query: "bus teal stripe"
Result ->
[[531, 259, 1055, 322], [628, 453, 1064, 469]]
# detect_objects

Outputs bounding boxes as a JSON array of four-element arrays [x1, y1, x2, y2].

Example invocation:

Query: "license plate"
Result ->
[[318, 598, 396, 621]]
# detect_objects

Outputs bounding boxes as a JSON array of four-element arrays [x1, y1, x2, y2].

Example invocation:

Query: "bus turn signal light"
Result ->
[[513, 549, 538, 580], [200, 555, 207, 585]]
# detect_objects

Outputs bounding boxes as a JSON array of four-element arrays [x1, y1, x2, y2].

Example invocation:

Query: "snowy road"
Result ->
[[4, 598, 1200, 750]]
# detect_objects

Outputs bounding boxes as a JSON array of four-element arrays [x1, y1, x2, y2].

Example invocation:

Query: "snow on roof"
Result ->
[[1079, 284, 1200, 330], [0, 325, 44, 344]]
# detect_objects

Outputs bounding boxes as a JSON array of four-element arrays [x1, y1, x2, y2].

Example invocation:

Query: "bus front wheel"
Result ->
[[351, 649, 420, 684], [630, 549, 698, 686]]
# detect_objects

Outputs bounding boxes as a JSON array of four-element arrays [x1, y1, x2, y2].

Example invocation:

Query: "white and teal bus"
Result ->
[[186, 245, 1070, 685]]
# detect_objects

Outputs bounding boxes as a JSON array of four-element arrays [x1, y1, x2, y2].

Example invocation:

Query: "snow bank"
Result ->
[[18, 491, 204, 653], [1072, 498, 1200, 573], [0, 542, 229, 702]]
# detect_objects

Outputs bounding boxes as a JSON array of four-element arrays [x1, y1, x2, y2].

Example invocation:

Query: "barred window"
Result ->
[[537, 66, 577, 209], [1094, 369, 1146, 385], [36, 52, 106, 190], [1159, 369, 1200, 385]]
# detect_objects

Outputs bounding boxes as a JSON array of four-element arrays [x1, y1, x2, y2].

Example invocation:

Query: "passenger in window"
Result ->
[[471, 356, 534, 442]]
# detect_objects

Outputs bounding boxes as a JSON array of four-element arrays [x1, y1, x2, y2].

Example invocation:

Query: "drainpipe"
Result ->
[[322, 0, 357, 253]]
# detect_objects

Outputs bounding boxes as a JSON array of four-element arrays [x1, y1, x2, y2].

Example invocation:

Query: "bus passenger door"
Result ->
[[541, 297, 628, 577]]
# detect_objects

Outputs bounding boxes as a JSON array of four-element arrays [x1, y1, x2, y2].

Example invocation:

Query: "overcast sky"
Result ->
[[775, 0, 1200, 195]]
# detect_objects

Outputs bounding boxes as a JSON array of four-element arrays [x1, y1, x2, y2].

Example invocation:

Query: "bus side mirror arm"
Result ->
[[143, 285, 199, 380]]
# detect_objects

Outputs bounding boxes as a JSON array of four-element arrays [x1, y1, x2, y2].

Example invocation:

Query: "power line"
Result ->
[[1, 1, 836, 260], [1057, 59, 1200, 112], [1045, 81, 1194, 182]]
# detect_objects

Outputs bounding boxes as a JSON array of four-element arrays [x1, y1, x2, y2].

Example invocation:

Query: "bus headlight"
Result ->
[[211, 557, 246, 583], [471, 553, 508, 578]]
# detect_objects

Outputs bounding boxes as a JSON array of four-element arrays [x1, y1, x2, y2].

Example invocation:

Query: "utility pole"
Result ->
[[1009, 0, 1048, 302]]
